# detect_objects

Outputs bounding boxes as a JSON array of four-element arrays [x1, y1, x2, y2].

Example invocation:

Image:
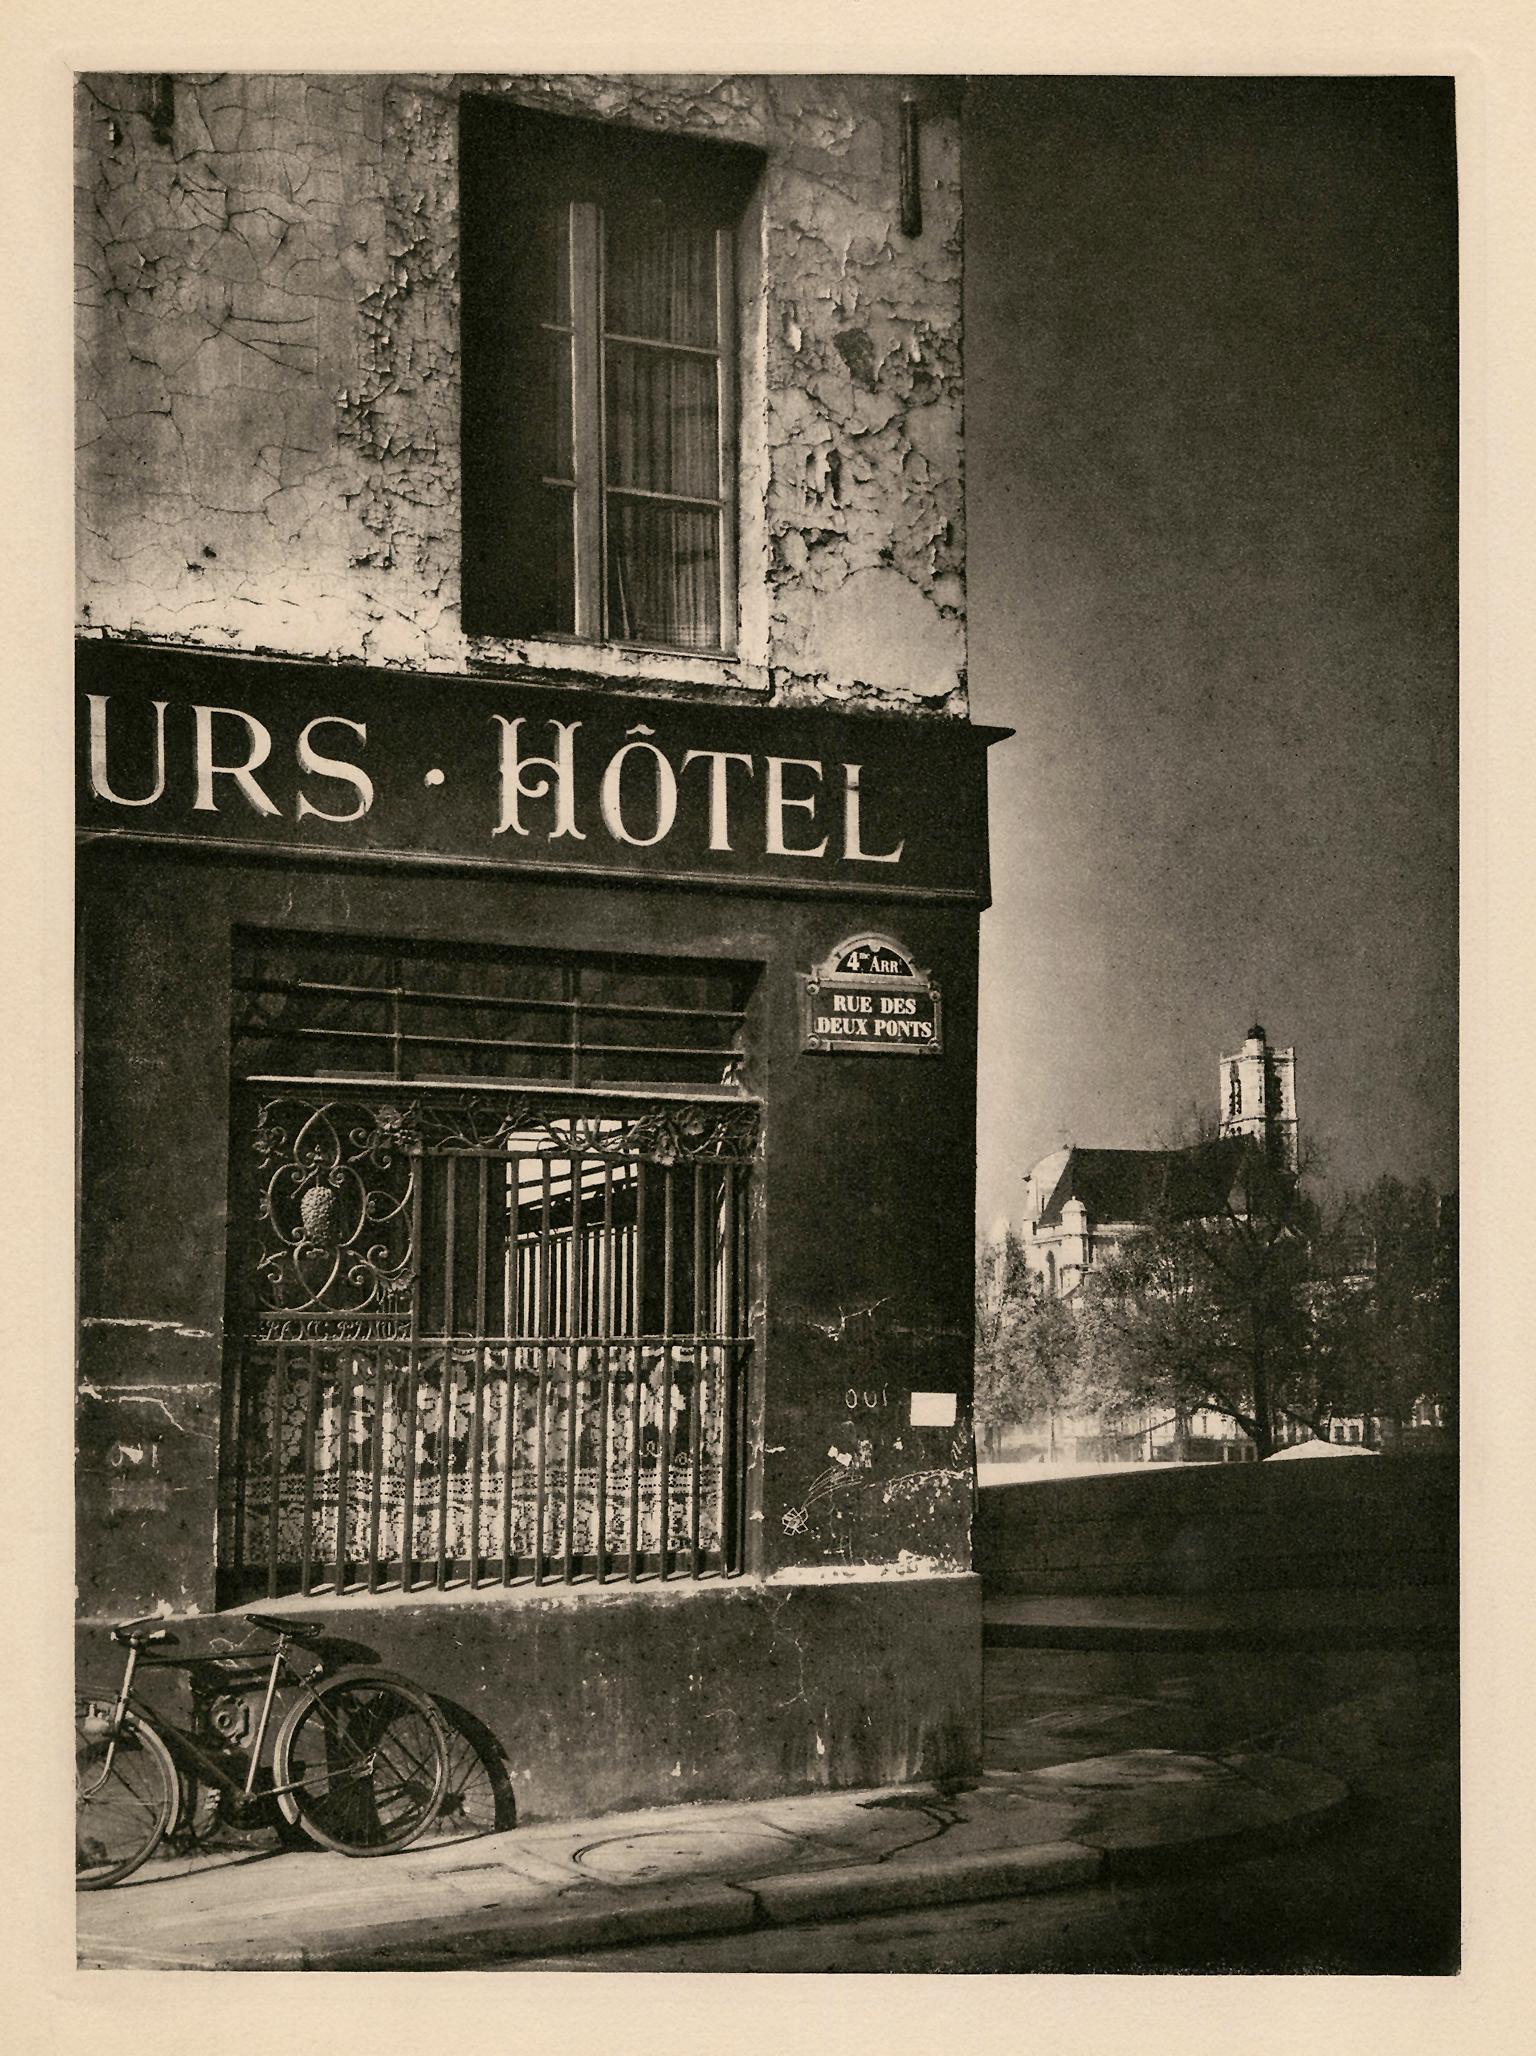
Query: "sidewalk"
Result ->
[[78, 1737, 1348, 1969]]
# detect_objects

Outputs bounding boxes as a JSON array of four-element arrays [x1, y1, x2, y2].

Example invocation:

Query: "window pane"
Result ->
[[605, 499, 721, 650], [604, 344, 718, 500], [604, 209, 716, 345]]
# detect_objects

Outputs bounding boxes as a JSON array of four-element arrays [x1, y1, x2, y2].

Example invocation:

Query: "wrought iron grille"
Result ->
[[221, 1088, 757, 1600], [220, 935, 759, 1601]]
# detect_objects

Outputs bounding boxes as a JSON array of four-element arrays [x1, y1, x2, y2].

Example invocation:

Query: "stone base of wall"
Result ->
[[76, 1572, 981, 1827]]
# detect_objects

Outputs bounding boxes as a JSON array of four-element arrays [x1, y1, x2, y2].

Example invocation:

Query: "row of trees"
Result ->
[[976, 1157, 1457, 1462]]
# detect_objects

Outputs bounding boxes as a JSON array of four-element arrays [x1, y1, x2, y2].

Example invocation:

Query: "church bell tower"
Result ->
[[1219, 1025, 1298, 1171]]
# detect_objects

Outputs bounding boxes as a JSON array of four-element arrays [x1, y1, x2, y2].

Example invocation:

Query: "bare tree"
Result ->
[[1076, 1134, 1320, 1459], [1311, 1176, 1458, 1441]]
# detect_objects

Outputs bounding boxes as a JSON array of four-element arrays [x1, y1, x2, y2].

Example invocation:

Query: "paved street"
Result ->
[[504, 1801, 1456, 1973]]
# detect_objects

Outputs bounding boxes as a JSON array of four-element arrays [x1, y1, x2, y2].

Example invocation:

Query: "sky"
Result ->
[[961, 76, 1459, 1230]]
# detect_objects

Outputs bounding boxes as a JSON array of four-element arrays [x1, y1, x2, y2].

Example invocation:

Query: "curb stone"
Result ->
[[746, 1841, 1103, 1926], [320, 1882, 760, 1970], [81, 1881, 760, 1972]]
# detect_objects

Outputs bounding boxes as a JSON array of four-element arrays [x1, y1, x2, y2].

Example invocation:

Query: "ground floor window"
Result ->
[[219, 934, 758, 1600]]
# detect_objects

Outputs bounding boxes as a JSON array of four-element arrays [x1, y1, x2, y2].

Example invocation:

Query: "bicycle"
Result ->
[[76, 1613, 451, 1889]]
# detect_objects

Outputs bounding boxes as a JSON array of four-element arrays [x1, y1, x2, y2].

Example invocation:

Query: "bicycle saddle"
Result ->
[[110, 1618, 172, 1646], [242, 1613, 327, 1641]]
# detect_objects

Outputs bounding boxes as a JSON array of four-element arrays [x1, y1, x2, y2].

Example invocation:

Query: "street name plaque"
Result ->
[[799, 933, 943, 1057]]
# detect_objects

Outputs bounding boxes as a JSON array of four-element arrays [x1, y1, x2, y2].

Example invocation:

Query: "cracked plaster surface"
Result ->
[[77, 72, 966, 714]]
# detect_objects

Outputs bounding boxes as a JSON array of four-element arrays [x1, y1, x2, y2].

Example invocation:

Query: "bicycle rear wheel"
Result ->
[[76, 1695, 178, 1889], [274, 1672, 449, 1857]]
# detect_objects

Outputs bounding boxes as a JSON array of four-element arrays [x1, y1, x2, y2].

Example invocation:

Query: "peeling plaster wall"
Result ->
[[77, 73, 966, 714]]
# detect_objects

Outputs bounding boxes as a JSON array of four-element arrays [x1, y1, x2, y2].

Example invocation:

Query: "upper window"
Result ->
[[461, 100, 761, 656], [232, 930, 753, 1094]]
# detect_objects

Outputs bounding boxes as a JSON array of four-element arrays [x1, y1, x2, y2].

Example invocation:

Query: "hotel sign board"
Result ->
[[799, 934, 943, 1057], [76, 642, 1009, 908]]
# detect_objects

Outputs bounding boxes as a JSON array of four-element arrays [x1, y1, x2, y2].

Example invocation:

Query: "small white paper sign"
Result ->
[[909, 1390, 957, 1427]]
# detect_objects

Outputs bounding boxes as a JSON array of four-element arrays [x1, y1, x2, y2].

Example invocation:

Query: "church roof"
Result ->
[[1035, 1136, 1254, 1229]]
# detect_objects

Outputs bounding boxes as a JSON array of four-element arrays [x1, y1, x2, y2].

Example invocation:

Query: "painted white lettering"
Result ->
[[494, 717, 586, 841], [601, 727, 678, 848], [765, 756, 826, 858], [842, 763, 905, 864], [295, 716, 374, 824], [87, 694, 167, 808], [680, 749, 754, 851], [192, 705, 280, 817]]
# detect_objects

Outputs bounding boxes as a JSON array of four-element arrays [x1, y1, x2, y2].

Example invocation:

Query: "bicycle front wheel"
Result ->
[[274, 1671, 449, 1857], [76, 1695, 178, 1889]]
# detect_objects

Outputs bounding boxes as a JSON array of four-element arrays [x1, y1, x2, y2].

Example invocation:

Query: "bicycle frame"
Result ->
[[86, 1625, 338, 1809]]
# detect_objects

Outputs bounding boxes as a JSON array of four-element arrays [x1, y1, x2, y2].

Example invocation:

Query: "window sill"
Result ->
[[466, 633, 771, 700]]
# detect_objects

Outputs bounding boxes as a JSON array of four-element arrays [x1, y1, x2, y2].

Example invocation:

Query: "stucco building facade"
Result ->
[[75, 72, 1004, 1821]]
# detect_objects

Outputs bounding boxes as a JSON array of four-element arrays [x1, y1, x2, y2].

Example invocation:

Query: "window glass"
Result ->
[[460, 101, 757, 652], [604, 209, 717, 344], [606, 501, 721, 650], [604, 349, 718, 500]]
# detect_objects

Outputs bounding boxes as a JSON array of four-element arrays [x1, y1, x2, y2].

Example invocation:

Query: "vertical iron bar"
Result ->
[[735, 1166, 750, 1575], [721, 1165, 739, 1576], [266, 1342, 285, 1598], [332, 1349, 351, 1596], [366, 1338, 386, 1592], [502, 1159, 520, 1583], [399, 1155, 424, 1592], [659, 1165, 674, 1581], [436, 1156, 457, 1588], [564, 1158, 583, 1582], [534, 1159, 552, 1585], [468, 1155, 488, 1588], [231, 1334, 251, 1583], [298, 1343, 319, 1595], [629, 1164, 645, 1582], [689, 1163, 704, 1576], [596, 1162, 613, 1582]]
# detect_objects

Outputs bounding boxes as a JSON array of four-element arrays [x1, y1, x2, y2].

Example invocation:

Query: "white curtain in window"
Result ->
[[604, 216, 722, 650]]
